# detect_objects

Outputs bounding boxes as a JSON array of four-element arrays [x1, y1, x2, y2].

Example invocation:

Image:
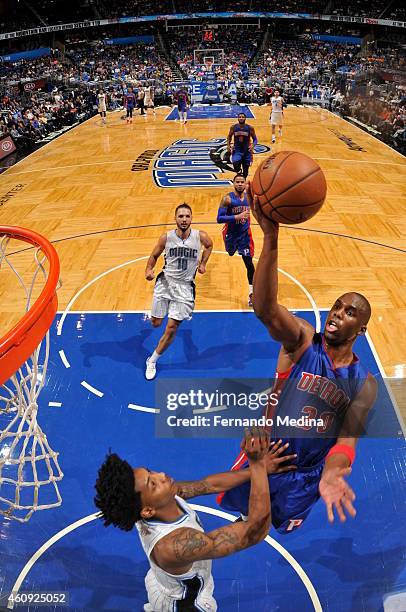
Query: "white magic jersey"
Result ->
[[271, 96, 283, 112], [136, 495, 217, 611], [97, 93, 106, 110], [163, 229, 201, 282]]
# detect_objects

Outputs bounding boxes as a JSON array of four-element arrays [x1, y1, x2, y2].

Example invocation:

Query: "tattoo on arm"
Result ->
[[177, 479, 211, 499], [170, 516, 269, 564]]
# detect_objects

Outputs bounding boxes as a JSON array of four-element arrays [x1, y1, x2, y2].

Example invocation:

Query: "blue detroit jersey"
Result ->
[[219, 333, 370, 530], [124, 92, 136, 107], [217, 191, 250, 236], [231, 123, 251, 152], [268, 333, 369, 467]]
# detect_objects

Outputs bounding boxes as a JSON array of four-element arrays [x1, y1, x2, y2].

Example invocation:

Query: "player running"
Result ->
[[144, 203, 213, 380], [217, 174, 255, 307], [227, 112, 257, 179], [218, 186, 378, 532], [95, 431, 297, 611]]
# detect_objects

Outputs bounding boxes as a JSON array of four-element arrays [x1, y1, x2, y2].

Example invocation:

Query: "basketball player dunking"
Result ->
[[95, 431, 297, 611], [227, 112, 257, 179], [217, 174, 255, 306], [144, 204, 213, 380], [270, 89, 284, 144], [218, 187, 378, 532]]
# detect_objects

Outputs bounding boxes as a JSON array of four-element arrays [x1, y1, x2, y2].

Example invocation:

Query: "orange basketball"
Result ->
[[251, 151, 327, 224]]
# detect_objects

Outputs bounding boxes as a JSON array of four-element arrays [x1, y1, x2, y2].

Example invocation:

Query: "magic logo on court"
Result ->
[[153, 138, 270, 188]]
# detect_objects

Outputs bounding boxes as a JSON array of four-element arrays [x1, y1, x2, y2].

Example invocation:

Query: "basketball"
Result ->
[[251, 151, 327, 224]]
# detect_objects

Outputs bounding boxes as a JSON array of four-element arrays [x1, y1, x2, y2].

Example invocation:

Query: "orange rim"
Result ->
[[0, 226, 59, 386]]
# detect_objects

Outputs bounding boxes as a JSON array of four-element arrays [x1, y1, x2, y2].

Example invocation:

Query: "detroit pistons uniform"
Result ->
[[218, 190, 254, 257], [152, 229, 201, 321], [230, 123, 253, 173], [124, 90, 136, 119], [137, 495, 217, 611], [219, 333, 369, 533]]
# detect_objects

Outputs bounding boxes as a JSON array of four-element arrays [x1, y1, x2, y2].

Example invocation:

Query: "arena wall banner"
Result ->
[[23, 78, 47, 91], [0, 13, 404, 40], [311, 34, 362, 44], [0, 47, 51, 62], [190, 81, 237, 104], [0, 136, 16, 160], [104, 35, 154, 45]]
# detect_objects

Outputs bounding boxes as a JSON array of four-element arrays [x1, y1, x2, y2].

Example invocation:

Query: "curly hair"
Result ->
[[94, 452, 142, 531]]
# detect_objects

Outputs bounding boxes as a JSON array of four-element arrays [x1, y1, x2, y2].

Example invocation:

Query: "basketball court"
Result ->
[[0, 104, 405, 611]]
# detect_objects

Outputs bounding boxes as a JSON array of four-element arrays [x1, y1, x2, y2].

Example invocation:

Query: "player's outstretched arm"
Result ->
[[319, 373, 377, 523], [247, 183, 314, 355], [176, 439, 296, 499], [155, 429, 271, 572], [198, 231, 213, 274], [145, 233, 167, 281]]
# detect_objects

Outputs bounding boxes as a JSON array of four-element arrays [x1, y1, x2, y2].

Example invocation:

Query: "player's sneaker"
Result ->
[[272, 136, 276, 143], [145, 357, 156, 380], [248, 293, 253, 307]]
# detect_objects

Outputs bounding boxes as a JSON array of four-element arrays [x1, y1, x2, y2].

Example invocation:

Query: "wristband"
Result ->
[[326, 444, 355, 466]]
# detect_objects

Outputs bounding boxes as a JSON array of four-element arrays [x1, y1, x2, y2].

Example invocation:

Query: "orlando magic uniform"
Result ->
[[230, 123, 253, 169], [270, 95, 283, 125], [219, 333, 368, 533], [218, 191, 254, 257], [152, 229, 201, 321], [97, 92, 106, 113], [137, 495, 217, 611]]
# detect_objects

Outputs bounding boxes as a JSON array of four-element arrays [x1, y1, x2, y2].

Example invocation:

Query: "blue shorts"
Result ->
[[231, 150, 252, 167], [223, 229, 254, 257], [219, 460, 323, 533]]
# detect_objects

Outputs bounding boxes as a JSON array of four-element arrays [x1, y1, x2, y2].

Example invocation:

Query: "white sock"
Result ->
[[249, 285, 253, 294], [149, 350, 161, 363]]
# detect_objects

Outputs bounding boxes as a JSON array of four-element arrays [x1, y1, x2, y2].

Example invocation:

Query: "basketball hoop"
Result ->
[[0, 226, 63, 522]]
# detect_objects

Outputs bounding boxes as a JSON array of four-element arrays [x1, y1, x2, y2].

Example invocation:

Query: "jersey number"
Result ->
[[177, 258, 188, 271], [298, 406, 335, 433]]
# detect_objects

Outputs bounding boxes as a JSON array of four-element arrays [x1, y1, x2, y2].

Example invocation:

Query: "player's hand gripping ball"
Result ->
[[251, 151, 327, 224]]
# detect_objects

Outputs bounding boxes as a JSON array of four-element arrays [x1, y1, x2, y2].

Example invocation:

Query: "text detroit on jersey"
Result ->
[[153, 138, 270, 188]]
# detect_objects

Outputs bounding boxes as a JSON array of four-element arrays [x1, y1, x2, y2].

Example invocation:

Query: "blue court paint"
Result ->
[[165, 104, 255, 121], [0, 311, 405, 611]]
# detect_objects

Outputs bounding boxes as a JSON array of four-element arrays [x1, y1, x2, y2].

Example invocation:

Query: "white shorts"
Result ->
[[151, 273, 195, 321], [98, 103, 106, 112], [270, 111, 283, 125], [144, 569, 217, 611]]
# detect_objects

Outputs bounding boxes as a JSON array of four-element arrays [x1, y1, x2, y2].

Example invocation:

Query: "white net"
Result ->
[[0, 234, 63, 523], [193, 48, 224, 66]]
